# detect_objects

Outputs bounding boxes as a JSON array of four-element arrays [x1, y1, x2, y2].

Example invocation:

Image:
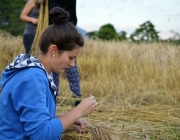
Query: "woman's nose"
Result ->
[[69, 59, 75, 67]]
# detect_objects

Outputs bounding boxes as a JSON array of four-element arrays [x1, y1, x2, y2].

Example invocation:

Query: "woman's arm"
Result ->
[[56, 96, 98, 132], [20, 0, 38, 24]]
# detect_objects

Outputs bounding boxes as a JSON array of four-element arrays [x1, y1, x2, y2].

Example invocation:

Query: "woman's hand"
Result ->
[[76, 95, 98, 117], [74, 118, 88, 134], [55, 95, 98, 132], [31, 18, 38, 24]]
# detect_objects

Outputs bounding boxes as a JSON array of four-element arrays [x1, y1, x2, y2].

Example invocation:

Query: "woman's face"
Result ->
[[52, 47, 81, 73]]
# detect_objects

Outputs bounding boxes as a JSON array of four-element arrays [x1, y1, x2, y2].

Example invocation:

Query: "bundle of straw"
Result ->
[[30, 0, 49, 56], [63, 123, 119, 140]]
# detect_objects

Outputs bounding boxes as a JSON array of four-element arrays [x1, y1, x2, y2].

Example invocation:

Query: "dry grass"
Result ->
[[57, 103, 180, 139], [0, 30, 24, 72], [0, 31, 180, 139], [61, 39, 180, 105]]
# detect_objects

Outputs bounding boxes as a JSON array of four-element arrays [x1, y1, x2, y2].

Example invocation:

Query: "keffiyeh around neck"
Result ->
[[5, 54, 57, 96]]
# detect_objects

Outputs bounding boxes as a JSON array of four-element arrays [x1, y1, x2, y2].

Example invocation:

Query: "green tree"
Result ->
[[130, 21, 159, 43], [0, 0, 26, 36], [118, 31, 127, 41], [86, 23, 127, 41], [96, 23, 118, 41], [86, 31, 98, 39]]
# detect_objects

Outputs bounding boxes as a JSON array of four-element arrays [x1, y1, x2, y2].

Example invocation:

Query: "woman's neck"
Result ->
[[38, 54, 51, 74]]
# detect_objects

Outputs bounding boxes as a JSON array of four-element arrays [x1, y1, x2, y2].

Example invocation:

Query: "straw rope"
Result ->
[[30, 0, 49, 56]]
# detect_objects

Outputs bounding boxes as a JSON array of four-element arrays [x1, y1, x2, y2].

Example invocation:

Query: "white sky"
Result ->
[[76, 0, 180, 39]]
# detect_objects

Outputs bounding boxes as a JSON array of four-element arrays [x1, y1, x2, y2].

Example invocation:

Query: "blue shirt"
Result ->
[[0, 67, 63, 140]]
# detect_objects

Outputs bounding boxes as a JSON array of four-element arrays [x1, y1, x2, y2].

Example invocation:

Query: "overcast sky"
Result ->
[[76, 0, 180, 39]]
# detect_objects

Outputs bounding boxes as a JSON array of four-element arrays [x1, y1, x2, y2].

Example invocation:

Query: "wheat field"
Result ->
[[0, 30, 180, 139]]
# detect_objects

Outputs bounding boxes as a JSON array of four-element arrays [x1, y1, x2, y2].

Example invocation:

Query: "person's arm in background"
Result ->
[[20, 0, 38, 24]]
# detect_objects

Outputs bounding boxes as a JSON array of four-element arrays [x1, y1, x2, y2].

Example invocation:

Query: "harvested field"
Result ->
[[0, 30, 180, 139]]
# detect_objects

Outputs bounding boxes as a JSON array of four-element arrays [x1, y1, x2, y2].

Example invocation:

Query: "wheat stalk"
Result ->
[[64, 123, 119, 140]]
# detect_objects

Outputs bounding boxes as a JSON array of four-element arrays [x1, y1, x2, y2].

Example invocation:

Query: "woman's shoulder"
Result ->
[[15, 67, 49, 85], [23, 67, 46, 77], [26, 0, 37, 8]]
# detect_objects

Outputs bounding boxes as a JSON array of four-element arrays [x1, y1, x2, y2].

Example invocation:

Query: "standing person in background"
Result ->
[[20, 0, 82, 105], [49, 0, 82, 106], [20, 0, 43, 54], [49, 0, 77, 25], [0, 7, 98, 139]]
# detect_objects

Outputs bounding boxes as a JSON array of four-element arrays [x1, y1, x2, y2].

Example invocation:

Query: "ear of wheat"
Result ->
[[64, 123, 119, 140]]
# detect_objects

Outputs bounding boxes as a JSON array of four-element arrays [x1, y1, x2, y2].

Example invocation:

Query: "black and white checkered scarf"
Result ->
[[5, 54, 57, 96]]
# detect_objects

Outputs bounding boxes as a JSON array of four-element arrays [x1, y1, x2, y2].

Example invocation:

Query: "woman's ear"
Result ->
[[49, 45, 58, 57]]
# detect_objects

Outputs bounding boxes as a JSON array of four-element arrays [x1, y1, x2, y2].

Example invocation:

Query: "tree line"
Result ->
[[86, 21, 180, 45], [0, 0, 26, 36], [0, 1, 179, 44]]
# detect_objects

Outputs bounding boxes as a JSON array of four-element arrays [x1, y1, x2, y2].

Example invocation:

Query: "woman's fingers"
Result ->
[[76, 95, 98, 116], [89, 95, 98, 107], [75, 125, 88, 134], [92, 101, 98, 108]]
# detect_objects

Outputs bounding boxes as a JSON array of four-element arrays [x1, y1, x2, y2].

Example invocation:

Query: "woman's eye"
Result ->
[[69, 57, 74, 60]]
